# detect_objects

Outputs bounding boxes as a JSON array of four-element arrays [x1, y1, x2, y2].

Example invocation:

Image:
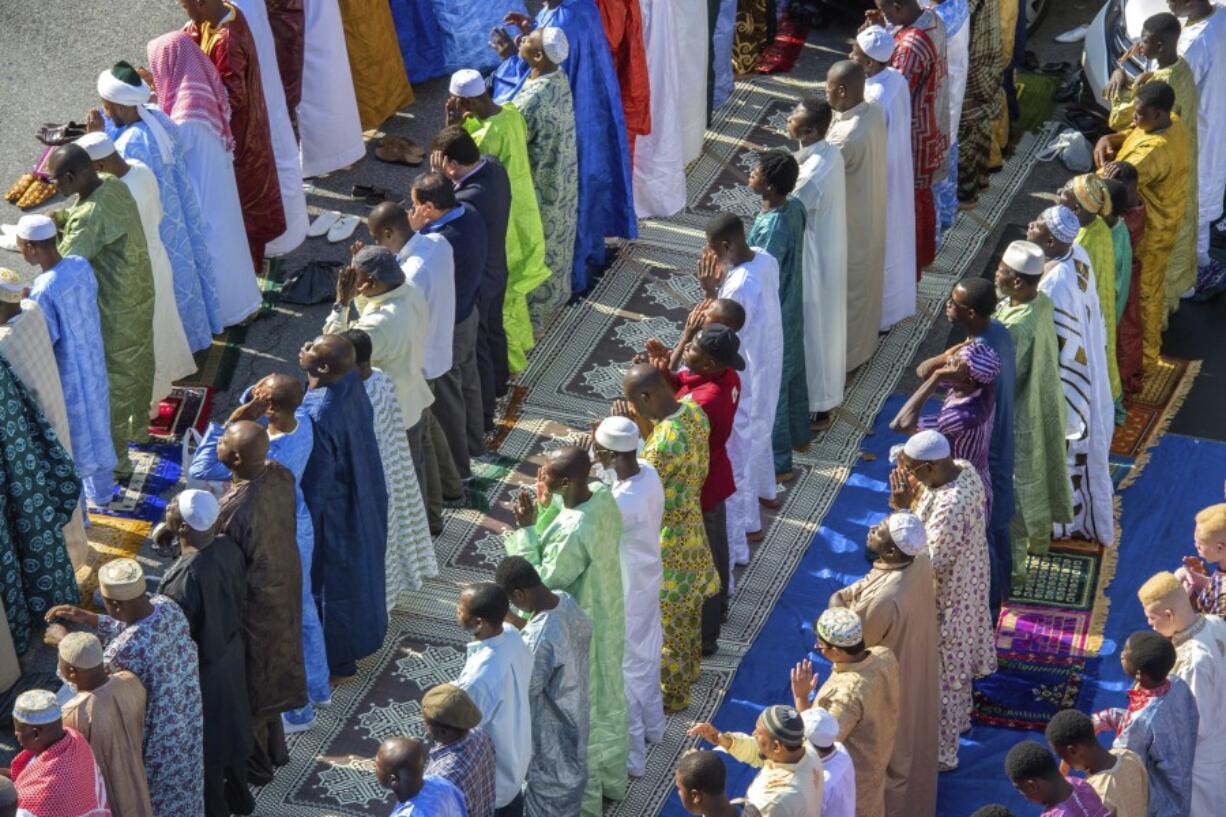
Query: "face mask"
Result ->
[[594, 464, 618, 486]]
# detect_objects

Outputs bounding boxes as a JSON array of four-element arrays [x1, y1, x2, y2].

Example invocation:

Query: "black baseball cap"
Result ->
[[694, 323, 746, 371]]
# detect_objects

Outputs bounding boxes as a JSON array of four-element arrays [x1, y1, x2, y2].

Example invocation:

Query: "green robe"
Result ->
[[54, 174, 154, 473], [1109, 218, 1132, 326], [994, 294, 1074, 578], [512, 70, 579, 331], [463, 105, 552, 374], [1075, 218, 1121, 409], [506, 483, 628, 814], [748, 199, 810, 474], [1108, 58, 1199, 311]]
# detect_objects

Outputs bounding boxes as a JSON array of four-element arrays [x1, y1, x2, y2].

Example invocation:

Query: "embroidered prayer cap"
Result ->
[[886, 511, 927, 555], [817, 607, 863, 648], [15, 214, 57, 242], [541, 27, 570, 65], [595, 416, 640, 452], [802, 706, 840, 749], [75, 131, 117, 161], [759, 704, 806, 748], [353, 245, 405, 285], [1040, 205, 1079, 244], [856, 26, 895, 63], [1002, 240, 1045, 278], [957, 338, 1003, 385], [1195, 503, 1226, 539], [449, 69, 486, 99], [13, 689, 61, 725], [903, 429, 951, 462], [1137, 571, 1183, 606], [97, 61, 151, 106], [0, 267, 30, 303], [421, 683, 483, 730], [99, 558, 146, 601], [58, 631, 104, 669], [1072, 174, 1112, 217], [177, 488, 219, 531]]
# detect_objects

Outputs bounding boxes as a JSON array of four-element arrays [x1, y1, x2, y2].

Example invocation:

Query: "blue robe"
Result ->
[[26, 255, 117, 502], [491, 0, 636, 292], [388, 0, 447, 82], [300, 370, 389, 676], [981, 319, 1016, 609], [106, 108, 222, 352], [187, 399, 331, 711], [426, 0, 527, 74], [711, 0, 737, 111]]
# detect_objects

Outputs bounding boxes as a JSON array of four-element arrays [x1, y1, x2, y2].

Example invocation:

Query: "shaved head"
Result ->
[[368, 201, 407, 235], [257, 373, 304, 412], [299, 334, 356, 385], [706, 298, 745, 331], [374, 736, 426, 800], [377, 736, 424, 772], [223, 420, 269, 461], [826, 60, 865, 110], [48, 144, 92, 177], [546, 446, 592, 482], [623, 362, 670, 397]]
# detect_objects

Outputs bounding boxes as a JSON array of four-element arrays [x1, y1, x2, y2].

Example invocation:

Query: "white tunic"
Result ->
[[299, 0, 366, 178], [676, 0, 709, 165], [819, 742, 857, 817], [118, 162, 197, 410], [1172, 614, 1226, 817], [941, 3, 970, 148], [174, 119, 261, 326], [1039, 248, 1114, 546], [631, 0, 691, 218], [793, 140, 847, 413], [866, 68, 917, 330], [1177, 6, 1226, 264], [231, 0, 309, 257], [399, 232, 455, 380], [610, 462, 666, 776], [720, 250, 783, 560]]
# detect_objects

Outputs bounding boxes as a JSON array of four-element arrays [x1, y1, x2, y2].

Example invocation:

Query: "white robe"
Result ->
[[231, 0, 309, 257], [174, 119, 262, 326], [299, 0, 366, 178], [631, 0, 691, 218], [793, 140, 847, 413], [866, 68, 917, 330], [677, 0, 709, 164], [118, 162, 197, 410], [1177, 7, 1226, 266], [942, 4, 970, 151], [610, 462, 666, 777], [1039, 248, 1114, 547], [720, 250, 783, 562], [1172, 614, 1226, 817], [827, 100, 887, 371]]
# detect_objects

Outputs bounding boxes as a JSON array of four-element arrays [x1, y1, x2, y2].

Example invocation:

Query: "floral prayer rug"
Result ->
[[973, 652, 1089, 730]]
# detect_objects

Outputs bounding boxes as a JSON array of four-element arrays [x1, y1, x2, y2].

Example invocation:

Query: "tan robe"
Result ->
[[62, 670, 153, 817], [815, 646, 901, 817], [1086, 748, 1149, 817], [826, 100, 888, 371], [830, 554, 940, 817]]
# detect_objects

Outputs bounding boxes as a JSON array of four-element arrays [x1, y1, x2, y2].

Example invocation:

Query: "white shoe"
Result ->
[[307, 210, 341, 238], [1055, 24, 1088, 43], [327, 214, 360, 243], [0, 224, 17, 252]]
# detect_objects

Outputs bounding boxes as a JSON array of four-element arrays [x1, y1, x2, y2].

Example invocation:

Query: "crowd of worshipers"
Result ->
[[3, 0, 1226, 816]]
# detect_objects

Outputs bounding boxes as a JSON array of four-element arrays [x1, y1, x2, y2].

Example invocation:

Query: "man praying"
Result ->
[[8, 690, 110, 817]]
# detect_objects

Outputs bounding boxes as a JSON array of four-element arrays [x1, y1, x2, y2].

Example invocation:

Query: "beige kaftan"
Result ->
[[62, 670, 154, 817], [723, 732, 825, 817], [1086, 748, 1149, 817]]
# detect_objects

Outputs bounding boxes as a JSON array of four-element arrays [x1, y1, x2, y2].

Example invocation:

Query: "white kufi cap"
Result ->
[[75, 131, 117, 161], [903, 429, 951, 462], [1002, 239, 1046, 278], [541, 27, 570, 64], [449, 69, 486, 99], [856, 26, 895, 63], [595, 416, 640, 453], [802, 707, 840, 749], [1041, 205, 1080, 244], [16, 214, 56, 241], [58, 631, 104, 669], [98, 558, 146, 601], [177, 488, 220, 532], [13, 689, 61, 725], [886, 511, 927, 555]]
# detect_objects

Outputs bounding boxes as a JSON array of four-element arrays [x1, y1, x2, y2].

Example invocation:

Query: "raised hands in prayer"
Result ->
[[84, 108, 105, 134], [430, 149, 445, 173], [335, 264, 358, 306], [1093, 133, 1126, 169], [407, 199, 431, 232], [228, 392, 271, 425], [444, 96, 464, 127], [1177, 555, 1212, 596], [504, 11, 533, 35], [697, 249, 725, 299], [686, 722, 726, 747], [513, 486, 537, 528], [889, 464, 919, 510], [859, 9, 886, 32], [489, 26, 517, 60], [643, 337, 671, 371], [789, 659, 817, 712]]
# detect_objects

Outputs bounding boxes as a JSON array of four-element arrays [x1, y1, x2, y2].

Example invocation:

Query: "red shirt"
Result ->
[[676, 367, 739, 511]]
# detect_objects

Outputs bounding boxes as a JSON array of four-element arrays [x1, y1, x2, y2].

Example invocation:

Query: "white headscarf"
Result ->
[[97, 66, 175, 166]]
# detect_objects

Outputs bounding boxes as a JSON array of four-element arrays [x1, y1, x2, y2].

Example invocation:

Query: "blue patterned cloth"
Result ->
[[106, 107, 221, 351], [712, 0, 738, 111], [27, 255, 117, 501], [426, 728, 497, 817], [389, 0, 448, 82], [491, 0, 637, 292], [188, 400, 331, 710], [99, 595, 204, 817], [1110, 676, 1199, 817], [427, 0, 527, 74]]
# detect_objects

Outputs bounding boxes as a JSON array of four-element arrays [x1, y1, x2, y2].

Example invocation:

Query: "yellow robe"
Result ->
[[1075, 219, 1121, 405], [339, 0, 414, 130], [1115, 117, 1190, 374], [990, 0, 1019, 165], [1108, 60, 1199, 316]]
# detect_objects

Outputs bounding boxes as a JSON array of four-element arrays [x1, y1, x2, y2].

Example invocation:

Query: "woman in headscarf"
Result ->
[[891, 337, 1002, 519], [145, 31, 261, 327]]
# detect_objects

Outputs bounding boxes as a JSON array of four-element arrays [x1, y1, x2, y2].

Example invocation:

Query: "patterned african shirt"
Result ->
[[890, 8, 950, 186]]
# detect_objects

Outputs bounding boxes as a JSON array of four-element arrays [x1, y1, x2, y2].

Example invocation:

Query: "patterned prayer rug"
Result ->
[[148, 385, 213, 442], [972, 652, 1089, 730], [995, 605, 1093, 659], [1111, 357, 1196, 458], [1008, 551, 1100, 609]]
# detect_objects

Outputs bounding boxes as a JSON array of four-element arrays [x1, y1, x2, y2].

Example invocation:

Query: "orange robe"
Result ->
[[338, 0, 414, 130], [595, 0, 651, 155]]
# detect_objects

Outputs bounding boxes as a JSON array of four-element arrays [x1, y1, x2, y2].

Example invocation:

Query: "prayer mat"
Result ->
[[76, 515, 152, 608], [972, 652, 1089, 730], [755, 17, 810, 74], [1013, 71, 1063, 134], [148, 385, 213, 442], [995, 604, 1093, 659], [92, 442, 183, 523], [1008, 551, 1100, 610], [1111, 356, 1196, 458]]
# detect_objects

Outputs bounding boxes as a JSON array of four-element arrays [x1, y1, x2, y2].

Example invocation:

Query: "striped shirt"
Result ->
[[890, 9, 950, 186], [426, 728, 496, 817]]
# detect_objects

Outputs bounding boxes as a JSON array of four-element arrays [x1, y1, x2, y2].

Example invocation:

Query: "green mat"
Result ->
[[181, 258, 283, 393], [1014, 71, 1063, 134]]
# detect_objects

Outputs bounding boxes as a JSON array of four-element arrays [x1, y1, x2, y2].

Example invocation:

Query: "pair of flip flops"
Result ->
[[307, 211, 361, 243], [375, 135, 425, 166], [36, 121, 87, 146]]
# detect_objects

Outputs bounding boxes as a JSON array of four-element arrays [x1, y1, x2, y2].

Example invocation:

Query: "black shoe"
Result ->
[[701, 643, 719, 657]]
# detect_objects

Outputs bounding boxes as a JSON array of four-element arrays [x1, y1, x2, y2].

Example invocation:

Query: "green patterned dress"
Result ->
[[642, 397, 719, 710], [513, 69, 579, 331]]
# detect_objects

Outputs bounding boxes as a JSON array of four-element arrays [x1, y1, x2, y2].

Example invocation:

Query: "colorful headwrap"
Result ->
[[97, 61, 174, 165], [1071, 174, 1112, 217], [1041, 205, 1080, 244], [956, 338, 1003, 385], [146, 31, 235, 153]]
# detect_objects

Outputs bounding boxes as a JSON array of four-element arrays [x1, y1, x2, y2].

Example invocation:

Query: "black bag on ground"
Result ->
[[279, 260, 342, 305]]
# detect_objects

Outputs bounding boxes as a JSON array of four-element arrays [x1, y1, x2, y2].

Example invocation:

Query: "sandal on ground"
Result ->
[[327, 214, 361, 243], [36, 121, 87, 146], [307, 210, 341, 238], [375, 135, 425, 166]]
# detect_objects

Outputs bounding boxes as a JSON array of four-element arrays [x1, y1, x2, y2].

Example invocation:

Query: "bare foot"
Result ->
[[746, 529, 765, 542]]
